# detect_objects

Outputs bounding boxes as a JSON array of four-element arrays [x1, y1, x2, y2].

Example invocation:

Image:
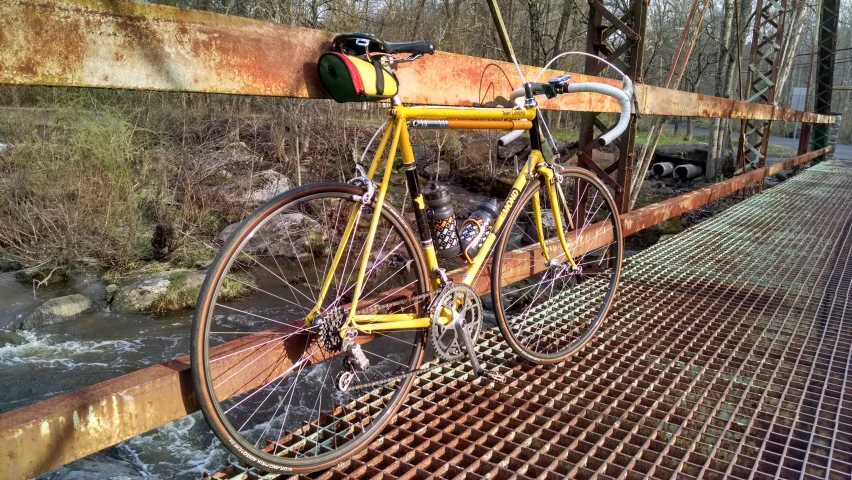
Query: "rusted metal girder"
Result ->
[[0, 144, 831, 479], [578, 0, 647, 213], [0, 0, 834, 123], [736, 0, 787, 175], [811, 0, 840, 159]]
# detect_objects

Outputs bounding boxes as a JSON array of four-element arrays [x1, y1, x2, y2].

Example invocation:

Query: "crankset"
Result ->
[[429, 284, 505, 383]]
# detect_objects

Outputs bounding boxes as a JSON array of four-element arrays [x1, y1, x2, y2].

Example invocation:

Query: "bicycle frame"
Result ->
[[305, 104, 579, 335]]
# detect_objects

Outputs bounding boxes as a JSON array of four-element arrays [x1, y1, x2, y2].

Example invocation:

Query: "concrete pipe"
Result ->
[[652, 162, 675, 177], [674, 163, 704, 181]]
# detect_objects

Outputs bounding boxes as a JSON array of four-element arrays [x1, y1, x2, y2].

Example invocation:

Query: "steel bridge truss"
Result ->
[[578, 0, 647, 214], [737, 0, 787, 175]]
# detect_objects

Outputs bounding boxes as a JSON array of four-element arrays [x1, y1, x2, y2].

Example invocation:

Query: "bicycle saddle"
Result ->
[[332, 33, 435, 56]]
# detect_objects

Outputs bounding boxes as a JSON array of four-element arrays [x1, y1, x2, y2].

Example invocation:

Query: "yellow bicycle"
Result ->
[[191, 33, 632, 473]]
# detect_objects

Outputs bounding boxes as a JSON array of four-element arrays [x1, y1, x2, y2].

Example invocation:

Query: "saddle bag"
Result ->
[[317, 52, 399, 103]]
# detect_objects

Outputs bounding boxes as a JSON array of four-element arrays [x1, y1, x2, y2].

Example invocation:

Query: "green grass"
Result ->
[[149, 271, 254, 314], [102, 261, 173, 285]]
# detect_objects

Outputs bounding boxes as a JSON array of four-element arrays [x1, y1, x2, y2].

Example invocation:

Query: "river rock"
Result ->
[[112, 271, 206, 312], [217, 212, 327, 259], [497, 137, 530, 160], [0, 330, 26, 346], [225, 170, 292, 206], [422, 161, 450, 180], [0, 257, 22, 272], [105, 284, 120, 303], [15, 265, 69, 285], [17, 294, 94, 330]]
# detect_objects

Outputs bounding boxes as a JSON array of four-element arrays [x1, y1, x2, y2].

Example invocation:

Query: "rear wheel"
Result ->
[[492, 168, 622, 364], [191, 183, 429, 473]]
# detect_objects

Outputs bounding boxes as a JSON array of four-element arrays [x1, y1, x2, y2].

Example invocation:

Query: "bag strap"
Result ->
[[370, 57, 385, 96]]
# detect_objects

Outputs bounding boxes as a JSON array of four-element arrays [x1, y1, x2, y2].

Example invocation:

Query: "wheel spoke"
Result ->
[[495, 171, 622, 362], [192, 186, 427, 470]]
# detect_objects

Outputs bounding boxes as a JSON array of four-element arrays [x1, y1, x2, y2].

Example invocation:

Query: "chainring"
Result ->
[[429, 284, 483, 361]]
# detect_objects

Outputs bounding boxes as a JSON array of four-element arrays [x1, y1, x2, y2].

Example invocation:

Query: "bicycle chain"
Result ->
[[342, 288, 445, 392], [344, 359, 450, 392]]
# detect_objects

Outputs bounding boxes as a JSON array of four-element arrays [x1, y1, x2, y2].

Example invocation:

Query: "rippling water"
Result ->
[[0, 272, 227, 478]]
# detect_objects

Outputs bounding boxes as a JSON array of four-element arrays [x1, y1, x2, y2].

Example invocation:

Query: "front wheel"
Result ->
[[492, 168, 623, 364], [191, 182, 429, 474]]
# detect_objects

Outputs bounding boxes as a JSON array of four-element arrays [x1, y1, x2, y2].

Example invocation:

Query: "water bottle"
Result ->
[[459, 198, 500, 263], [423, 182, 461, 259]]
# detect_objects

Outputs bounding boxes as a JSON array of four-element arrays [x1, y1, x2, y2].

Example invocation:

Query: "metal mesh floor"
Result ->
[[212, 159, 852, 480]]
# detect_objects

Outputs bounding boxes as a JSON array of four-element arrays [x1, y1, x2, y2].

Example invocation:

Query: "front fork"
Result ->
[[534, 164, 578, 270]]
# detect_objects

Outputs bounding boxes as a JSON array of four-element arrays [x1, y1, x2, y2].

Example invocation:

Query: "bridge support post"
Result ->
[[736, 0, 787, 178], [579, 0, 647, 214], [811, 0, 839, 160]]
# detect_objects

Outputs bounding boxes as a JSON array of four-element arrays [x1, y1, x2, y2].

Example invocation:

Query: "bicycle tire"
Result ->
[[492, 167, 623, 364], [191, 182, 429, 474]]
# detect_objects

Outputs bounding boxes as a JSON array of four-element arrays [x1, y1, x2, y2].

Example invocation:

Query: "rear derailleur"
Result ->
[[335, 332, 370, 392]]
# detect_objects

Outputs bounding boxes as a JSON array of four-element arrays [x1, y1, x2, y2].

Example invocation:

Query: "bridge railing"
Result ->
[[0, 1, 836, 478]]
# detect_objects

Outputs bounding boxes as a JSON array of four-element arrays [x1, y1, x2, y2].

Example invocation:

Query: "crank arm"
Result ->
[[453, 322, 506, 383]]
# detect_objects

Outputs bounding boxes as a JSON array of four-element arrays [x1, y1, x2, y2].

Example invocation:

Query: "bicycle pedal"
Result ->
[[479, 369, 507, 383]]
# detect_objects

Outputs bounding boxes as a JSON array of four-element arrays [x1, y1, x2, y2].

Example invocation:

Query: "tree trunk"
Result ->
[[775, 0, 807, 102], [552, 0, 572, 58], [707, 0, 735, 179]]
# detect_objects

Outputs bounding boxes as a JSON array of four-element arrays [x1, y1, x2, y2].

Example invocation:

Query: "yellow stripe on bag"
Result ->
[[349, 56, 398, 97]]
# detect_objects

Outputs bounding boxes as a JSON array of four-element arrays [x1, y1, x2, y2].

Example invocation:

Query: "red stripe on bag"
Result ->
[[330, 52, 366, 96]]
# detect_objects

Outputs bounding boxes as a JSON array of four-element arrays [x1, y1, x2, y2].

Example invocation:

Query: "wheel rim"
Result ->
[[197, 188, 426, 468], [495, 172, 622, 361]]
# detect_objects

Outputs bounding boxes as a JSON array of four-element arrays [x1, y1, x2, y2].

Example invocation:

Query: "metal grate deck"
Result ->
[[213, 159, 852, 480]]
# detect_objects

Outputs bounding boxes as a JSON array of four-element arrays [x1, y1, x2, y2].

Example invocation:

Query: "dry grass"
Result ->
[[0, 108, 150, 268]]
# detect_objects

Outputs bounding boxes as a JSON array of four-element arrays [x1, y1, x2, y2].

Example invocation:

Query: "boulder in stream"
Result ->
[[224, 169, 293, 207], [217, 212, 328, 260], [16, 294, 94, 330], [112, 271, 206, 313], [0, 330, 26, 346]]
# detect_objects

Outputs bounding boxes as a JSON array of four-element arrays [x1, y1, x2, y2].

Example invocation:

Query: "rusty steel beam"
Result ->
[[736, 0, 787, 175], [579, 0, 647, 213], [1, 143, 832, 478], [0, 0, 835, 123]]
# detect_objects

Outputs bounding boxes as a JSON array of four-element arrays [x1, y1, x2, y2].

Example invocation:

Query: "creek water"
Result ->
[[1, 184, 500, 479], [0, 272, 228, 478]]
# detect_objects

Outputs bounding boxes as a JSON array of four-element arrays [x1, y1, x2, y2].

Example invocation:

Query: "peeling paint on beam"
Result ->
[[0, 358, 196, 479], [0, 0, 834, 123], [0, 320, 373, 479]]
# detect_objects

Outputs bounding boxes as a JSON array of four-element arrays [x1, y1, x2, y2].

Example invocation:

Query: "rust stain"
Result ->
[[0, 0, 835, 122]]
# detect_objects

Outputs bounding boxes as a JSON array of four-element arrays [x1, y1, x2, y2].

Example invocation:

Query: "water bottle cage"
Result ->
[[459, 217, 489, 264]]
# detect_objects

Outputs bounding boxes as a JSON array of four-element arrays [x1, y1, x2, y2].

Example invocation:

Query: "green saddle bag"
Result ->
[[318, 52, 399, 103]]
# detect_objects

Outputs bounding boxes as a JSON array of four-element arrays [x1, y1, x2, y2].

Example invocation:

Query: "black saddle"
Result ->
[[332, 33, 435, 56]]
